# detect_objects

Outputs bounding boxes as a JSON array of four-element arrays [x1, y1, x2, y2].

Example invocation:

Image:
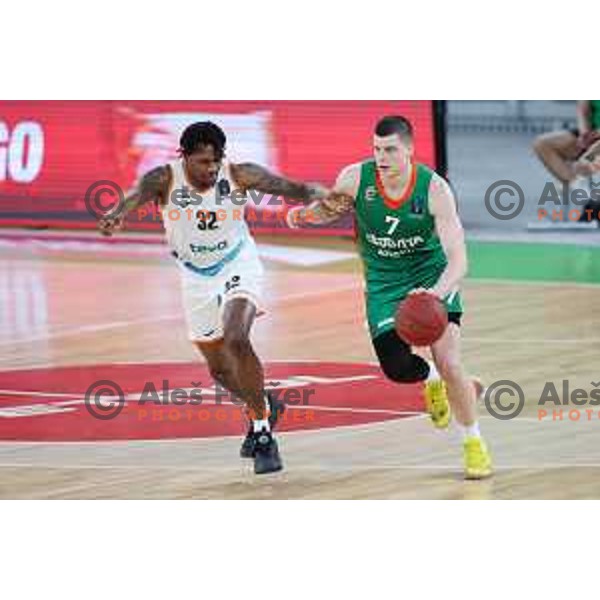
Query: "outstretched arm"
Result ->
[[230, 162, 325, 201], [427, 174, 467, 298], [286, 163, 360, 227], [98, 165, 171, 236]]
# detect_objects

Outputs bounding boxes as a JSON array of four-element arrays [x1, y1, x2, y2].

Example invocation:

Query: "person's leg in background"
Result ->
[[532, 130, 581, 183]]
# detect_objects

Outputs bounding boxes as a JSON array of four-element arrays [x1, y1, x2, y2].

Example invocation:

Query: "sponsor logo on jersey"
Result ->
[[365, 186, 377, 202], [189, 240, 228, 254], [224, 275, 241, 292], [366, 233, 425, 250], [410, 195, 426, 216], [217, 179, 231, 197]]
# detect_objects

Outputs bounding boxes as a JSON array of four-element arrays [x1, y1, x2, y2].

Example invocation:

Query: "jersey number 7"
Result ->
[[385, 216, 400, 235]]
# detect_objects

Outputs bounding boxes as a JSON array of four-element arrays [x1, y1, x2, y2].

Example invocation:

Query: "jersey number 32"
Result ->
[[196, 211, 219, 231]]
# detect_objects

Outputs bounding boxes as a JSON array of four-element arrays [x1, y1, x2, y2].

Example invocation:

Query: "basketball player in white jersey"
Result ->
[[99, 121, 326, 474]]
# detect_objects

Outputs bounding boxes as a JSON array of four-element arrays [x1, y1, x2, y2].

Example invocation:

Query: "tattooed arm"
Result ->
[[286, 163, 359, 227], [230, 162, 327, 201], [98, 165, 172, 236]]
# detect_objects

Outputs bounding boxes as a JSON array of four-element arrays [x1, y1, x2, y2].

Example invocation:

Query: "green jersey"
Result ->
[[354, 160, 463, 340]]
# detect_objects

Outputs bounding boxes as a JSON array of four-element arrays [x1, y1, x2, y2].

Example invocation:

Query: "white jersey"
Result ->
[[161, 159, 254, 270]]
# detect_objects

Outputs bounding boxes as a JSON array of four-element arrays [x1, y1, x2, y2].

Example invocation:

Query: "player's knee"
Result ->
[[223, 330, 251, 357], [379, 354, 427, 384], [373, 330, 428, 383], [207, 360, 233, 387], [380, 363, 422, 384]]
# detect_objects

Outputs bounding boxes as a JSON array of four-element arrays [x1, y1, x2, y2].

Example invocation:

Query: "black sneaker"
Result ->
[[240, 393, 286, 458], [253, 429, 283, 475]]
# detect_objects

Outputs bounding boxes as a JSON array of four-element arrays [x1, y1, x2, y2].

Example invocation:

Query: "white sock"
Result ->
[[251, 392, 271, 433], [426, 361, 440, 382], [253, 418, 270, 433], [460, 422, 481, 439]]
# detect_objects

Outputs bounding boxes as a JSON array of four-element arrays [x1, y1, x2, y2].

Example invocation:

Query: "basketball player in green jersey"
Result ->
[[287, 115, 492, 479]]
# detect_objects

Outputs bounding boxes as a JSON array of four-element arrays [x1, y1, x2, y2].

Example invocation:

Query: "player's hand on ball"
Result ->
[[98, 214, 125, 236]]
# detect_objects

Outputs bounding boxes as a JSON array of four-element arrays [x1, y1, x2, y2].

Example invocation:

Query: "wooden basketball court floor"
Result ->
[[0, 233, 599, 499]]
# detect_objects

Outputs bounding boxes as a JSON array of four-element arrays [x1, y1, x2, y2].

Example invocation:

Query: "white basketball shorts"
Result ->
[[177, 242, 265, 342]]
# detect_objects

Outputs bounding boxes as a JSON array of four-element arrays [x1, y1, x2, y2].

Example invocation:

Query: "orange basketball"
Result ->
[[395, 292, 448, 346]]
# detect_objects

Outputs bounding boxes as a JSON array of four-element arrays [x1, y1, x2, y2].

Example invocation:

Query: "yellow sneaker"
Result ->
[[424, 379, 451, 429], [463, 436, 493, 480]]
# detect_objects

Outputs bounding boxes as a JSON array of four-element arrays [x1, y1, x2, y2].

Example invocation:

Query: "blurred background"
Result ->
[[0, 100, 597, 238], [448, 100, 599, 243]]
